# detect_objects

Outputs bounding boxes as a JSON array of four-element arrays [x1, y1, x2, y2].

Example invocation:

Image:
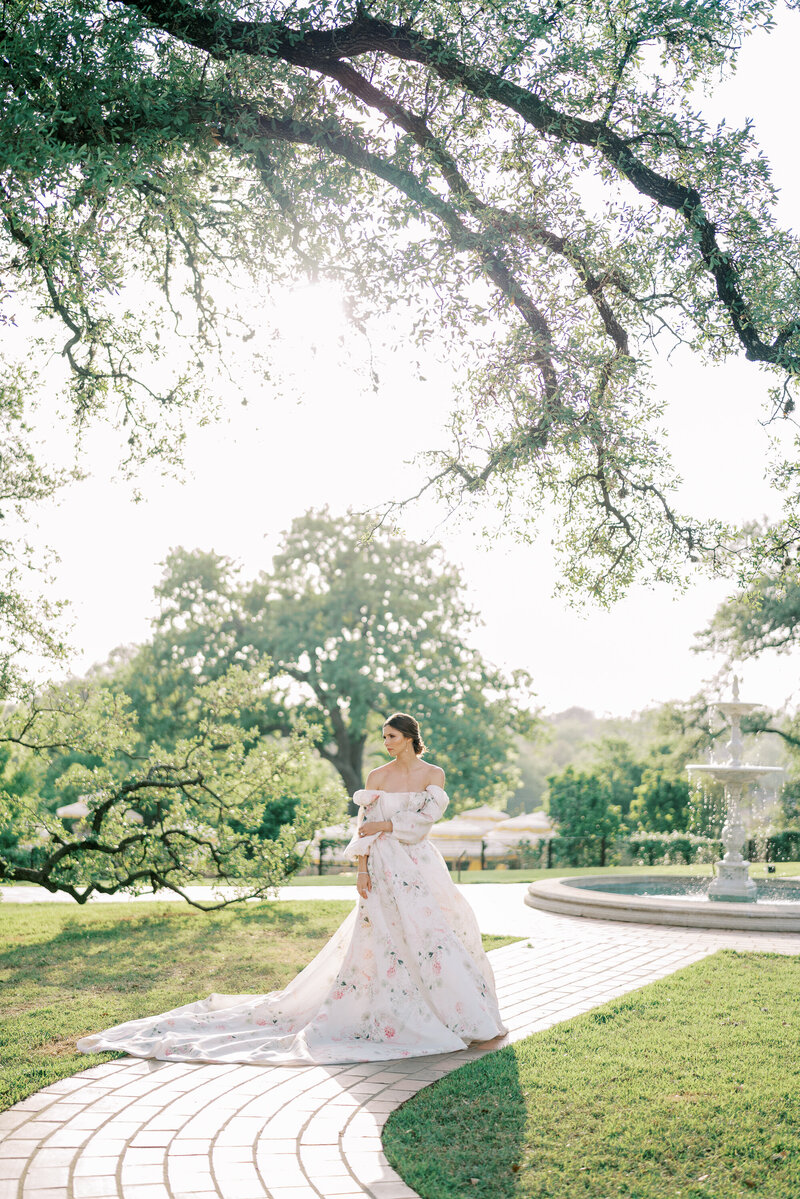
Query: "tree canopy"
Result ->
[[113, 509, 536, 809], [4, 0, 800, 650], [0, 660, 345, 904], [697, 565, 800, 661]]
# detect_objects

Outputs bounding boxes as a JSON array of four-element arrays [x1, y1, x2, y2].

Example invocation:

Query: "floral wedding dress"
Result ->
[[76, 786, 508, 1066]]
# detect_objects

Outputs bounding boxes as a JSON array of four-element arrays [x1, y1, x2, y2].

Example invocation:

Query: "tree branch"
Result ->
[[118, 1, 800, 374]]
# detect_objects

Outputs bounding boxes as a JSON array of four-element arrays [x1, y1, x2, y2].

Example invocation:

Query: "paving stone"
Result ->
[[0, 1142, 37, 1161], [20, 1189, 73, 1199], [119, 1186, 170, 1199], [267, 1188, 329, 1199], [255, 1153, 309, 1187], [366, 1183, 420, 1199], [320, 1177, 367, 1195], [73, 1156, 120, 1177], [128, 1132, 174, 1149], [120, 1162, 164, 1184], [19, 1165, 70, 1189], [216, 1185, 268, 1199], [72, 1178, 120, 1198], [0, 1159, 26, 1180], [28, 1146, 78, 1169], [121, 1148, 165, 1167]]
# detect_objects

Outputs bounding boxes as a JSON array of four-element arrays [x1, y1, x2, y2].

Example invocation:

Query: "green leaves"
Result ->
[[4, 0, 800, 661], [0, 659, 347, 905], [111, 509, 537, 807]]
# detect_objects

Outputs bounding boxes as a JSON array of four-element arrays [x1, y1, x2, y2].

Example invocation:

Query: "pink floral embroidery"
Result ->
[[384, 1026, 396, 1038], [256, 1019, 268, 1026], [433, 961, 441, 975], [386, 966, 396, 977], [333, 989, 344, 1000]]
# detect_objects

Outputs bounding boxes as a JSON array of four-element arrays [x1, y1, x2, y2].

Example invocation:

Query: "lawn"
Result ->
[[286, 861, 800, 885], [383, 950, 800, 1199], [0, 900, 519, 1112]]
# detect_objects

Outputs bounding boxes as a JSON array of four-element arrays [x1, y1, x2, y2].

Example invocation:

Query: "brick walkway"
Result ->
[[2, 898, 799, 1199]]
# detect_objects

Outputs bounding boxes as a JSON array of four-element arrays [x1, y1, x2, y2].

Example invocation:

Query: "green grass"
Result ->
[[0, 900, 520, 1112], [3, 863, 798, 892], [383, 950, 800, 1199], [287, 861, 800, 885]]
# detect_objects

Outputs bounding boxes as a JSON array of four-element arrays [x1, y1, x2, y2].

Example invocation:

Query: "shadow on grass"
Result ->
[[382, 1045, 528, 1199], [1, 900, 354, 994]]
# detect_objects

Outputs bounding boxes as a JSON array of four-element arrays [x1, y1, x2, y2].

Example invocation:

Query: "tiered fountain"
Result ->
[[525, 679, 800, 931], [686, 676, 782, 902]]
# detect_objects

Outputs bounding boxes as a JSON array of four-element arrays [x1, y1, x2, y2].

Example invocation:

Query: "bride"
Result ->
[[76, 712, 509, 1065]]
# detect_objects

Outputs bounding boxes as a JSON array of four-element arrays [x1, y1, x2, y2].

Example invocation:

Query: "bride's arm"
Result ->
[[356, 851, 371, 895], [359, 818, 393, 835], [342, 791, 387, 861]]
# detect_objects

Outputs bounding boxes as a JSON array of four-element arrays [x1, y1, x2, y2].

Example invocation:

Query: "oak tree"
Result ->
[[0, 660, 346, 904], [117, 509, 536, 810], [3, 0, 800, 640]]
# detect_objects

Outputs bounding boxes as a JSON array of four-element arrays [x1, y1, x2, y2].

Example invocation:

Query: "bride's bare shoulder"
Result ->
[[421, 761, 445, 787], [366, 764, 391, 786]]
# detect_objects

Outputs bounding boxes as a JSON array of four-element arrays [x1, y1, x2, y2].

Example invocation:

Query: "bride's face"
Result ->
[[383, 725, 410, 757]]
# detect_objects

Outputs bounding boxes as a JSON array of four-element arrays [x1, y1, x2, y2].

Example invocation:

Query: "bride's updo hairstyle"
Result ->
[[384, 713, 426, 756]]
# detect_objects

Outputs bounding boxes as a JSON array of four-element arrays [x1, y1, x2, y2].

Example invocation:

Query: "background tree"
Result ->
[[588, 736, 646, 823], [547, 765, 622, 864], [511, 707, 662, 811], [696, 523, 800, 663], [111, 509, 536, 812], [4, 0, 800, 685], [0, 383, 84, 702], [628, 767, 692, 833], [0, 661, 345, 905]]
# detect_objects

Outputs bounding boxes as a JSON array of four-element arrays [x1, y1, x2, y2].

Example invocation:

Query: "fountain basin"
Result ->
[[525, 875, 800, 931]]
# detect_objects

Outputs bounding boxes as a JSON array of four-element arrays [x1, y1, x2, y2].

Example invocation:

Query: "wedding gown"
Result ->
[[76, 786, 508, 1066]]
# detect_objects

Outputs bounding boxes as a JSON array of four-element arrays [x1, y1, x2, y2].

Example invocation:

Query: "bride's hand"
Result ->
[[356, 870, 372, 899], [358, 820, 388, 838]]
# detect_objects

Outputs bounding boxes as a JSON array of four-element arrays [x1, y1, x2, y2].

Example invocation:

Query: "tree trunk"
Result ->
[[318, 745, 364, 815]]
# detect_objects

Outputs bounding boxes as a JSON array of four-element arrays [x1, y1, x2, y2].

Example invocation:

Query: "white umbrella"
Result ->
[[429, 817, 487, 858], [56, 800, 90, 820], [484, 810, 555, 856], [456, 805, 509, 837]]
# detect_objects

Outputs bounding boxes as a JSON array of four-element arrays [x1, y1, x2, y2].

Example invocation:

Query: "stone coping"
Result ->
[[526, 874, 800, 931]]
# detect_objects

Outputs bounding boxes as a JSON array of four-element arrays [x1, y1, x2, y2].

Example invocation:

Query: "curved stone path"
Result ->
[[2, 901, 799, 1199]]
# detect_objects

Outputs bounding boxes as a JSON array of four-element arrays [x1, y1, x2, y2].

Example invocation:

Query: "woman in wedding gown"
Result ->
[[76, 713, 508, 1066]]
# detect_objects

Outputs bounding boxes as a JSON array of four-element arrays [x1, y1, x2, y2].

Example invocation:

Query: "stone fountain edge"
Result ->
[[525, 875, 800, 932]]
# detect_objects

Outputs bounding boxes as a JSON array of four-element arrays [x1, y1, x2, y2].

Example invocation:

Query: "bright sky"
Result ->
[[18, 8, 800, 721]]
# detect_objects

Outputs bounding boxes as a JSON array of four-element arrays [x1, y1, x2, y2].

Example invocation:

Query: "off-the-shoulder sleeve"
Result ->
[[342, 790, 384, 861], [391, 785, 449, 844]]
